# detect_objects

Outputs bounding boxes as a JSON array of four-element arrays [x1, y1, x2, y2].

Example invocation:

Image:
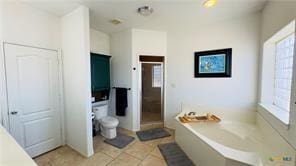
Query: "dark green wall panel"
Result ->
[[91, 53, 111, 91]]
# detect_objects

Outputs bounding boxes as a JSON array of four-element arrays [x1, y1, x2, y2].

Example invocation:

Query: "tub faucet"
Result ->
[[188, 112, 196, 116]]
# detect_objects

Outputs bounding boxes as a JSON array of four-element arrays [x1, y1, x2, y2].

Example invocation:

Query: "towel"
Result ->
[[116, 88, 128, 116]]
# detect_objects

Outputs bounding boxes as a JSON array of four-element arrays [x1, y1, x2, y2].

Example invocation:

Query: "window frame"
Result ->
[[152, 64, 162, 88], [260, 20, 295, 126]]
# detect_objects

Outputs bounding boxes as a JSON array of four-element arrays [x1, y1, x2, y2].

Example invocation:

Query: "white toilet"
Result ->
[[93, 104, 119, 139]]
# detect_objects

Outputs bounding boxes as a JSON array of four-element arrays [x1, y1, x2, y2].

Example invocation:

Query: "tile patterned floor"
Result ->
[[34, 128, 175, 166], [141, 111, 162, 123]]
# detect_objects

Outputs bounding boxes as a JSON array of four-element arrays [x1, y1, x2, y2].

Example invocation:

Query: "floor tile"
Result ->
[[80, 152, 113, 166], [93, 137, 110, 153], [140, 155, 167, 166], [160, 135, 175, 144], [125, 142, 153, 160], [153, 123, 164, 129], [100, 143, 123, 158], [117, 128, 139, 141], [140, 123, 155, 130], [150, 147, 164, 160], [107, 153, 141, 166], [34, 128, 175, 166], [35, 146, 86, 166], [143, 138, 163, 148]]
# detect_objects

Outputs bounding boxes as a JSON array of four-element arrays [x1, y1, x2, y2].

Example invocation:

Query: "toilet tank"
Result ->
[[93, 104, 108, 120]]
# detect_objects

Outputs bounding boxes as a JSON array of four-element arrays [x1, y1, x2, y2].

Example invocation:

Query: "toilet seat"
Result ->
[[99, 116, 119, 129]]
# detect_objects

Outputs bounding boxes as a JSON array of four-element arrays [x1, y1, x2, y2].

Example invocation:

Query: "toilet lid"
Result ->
[[100, 116, 119, 126]]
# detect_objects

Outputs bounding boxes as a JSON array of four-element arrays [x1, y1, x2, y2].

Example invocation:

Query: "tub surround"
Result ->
[[180, 104, 257, 124], [175, 121, 258, 166], [175, 106, 296, 166]]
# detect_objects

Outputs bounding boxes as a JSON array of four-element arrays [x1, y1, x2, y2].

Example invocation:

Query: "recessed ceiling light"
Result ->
[[137, 6, 153, 16], [203, 0, 218, 8], [110, 19, 122, 25]]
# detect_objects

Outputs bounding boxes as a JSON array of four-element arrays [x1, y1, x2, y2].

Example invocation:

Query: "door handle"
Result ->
[[10, 111, 18, 115]]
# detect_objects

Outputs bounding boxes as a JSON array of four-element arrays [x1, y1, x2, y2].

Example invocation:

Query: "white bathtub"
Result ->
[[175, 111, 295, 166]]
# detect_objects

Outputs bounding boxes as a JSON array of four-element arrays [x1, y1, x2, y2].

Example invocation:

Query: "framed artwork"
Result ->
[[194, 48, 232, 77]]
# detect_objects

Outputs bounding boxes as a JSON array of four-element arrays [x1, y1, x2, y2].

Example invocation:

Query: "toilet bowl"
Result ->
[[99, 116, 119, 139], [93, 103, 119, 139]]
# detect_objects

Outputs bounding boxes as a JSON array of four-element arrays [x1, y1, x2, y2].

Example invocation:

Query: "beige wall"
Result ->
[[261, 2, 296, 42], [258, 1, 296, 150]]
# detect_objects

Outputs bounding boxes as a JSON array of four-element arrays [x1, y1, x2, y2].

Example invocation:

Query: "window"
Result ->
[[260, 20, 295, 125], [274, 34, 295, 112], [152, 65, 162, 88]]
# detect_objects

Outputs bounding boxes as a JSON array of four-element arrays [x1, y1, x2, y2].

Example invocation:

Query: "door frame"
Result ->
[[138, 61, 164, 125], [0, 42, 65, 145]]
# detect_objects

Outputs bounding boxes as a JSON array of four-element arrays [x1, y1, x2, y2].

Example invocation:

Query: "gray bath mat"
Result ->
[[158, 142, 195, 166], [104, 133, 135, 149], [136, 128, 171, 141]]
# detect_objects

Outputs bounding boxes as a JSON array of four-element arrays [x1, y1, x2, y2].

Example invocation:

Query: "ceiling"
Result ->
[[23, 0, 268, 34]]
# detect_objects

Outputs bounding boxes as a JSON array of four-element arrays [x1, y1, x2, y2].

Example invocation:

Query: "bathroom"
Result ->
[[0, 1, 296, 166]]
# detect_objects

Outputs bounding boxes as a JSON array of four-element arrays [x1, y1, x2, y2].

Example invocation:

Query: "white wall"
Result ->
[[165, 13, 261, 128], [132, 29, 167, 56], [0, 3, 3, 126], [110, 30, 133, 130], [1, 2, 61, 50], [0, 3, 2, 125], [0, 2, 61, 128], [132, 29, 167, 130], [110, 29, 167, 131], [61, 6, 93, 157], [110, 15, 260, 131], [0, 2, 95, 157], [258, 1, 296, 150], [90, 28, 110, 55]]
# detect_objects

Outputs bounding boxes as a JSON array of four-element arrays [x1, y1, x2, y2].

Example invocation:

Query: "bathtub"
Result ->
[[175, 111, 295, 166]]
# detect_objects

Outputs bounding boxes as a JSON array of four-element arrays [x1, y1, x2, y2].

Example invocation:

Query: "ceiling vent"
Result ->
[[137, 6, 153, 16]]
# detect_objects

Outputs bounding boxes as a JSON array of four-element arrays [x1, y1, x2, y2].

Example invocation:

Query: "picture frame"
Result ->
[[194, 48, 232, 78]]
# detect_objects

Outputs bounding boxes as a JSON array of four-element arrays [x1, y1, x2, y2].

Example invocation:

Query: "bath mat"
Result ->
[[104, 133, 135, 149], [158, 142, 195, 166], [136, 128, 171, 141]]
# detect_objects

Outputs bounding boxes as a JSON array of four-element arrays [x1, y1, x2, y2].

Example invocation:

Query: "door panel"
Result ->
[[4, 44, 61, 157], [24, 117, 54, 147], [141, 63, 163, 123], [18, 56, 51, 114]]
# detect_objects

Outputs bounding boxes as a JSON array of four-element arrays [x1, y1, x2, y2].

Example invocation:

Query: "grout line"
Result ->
[[124, 143, 154, 161], [149, 148, 164, 160], [101, 151, 117, 159], [105, 156, 115, 166], [121, 152, 143, 164], [139, 153, 150, 164]]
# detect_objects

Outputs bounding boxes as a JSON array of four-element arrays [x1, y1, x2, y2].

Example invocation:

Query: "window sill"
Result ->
[[258, 103, 290, 128]]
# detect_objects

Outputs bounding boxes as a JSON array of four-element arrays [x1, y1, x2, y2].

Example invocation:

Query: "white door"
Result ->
[[4, 44, 62, 157]]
